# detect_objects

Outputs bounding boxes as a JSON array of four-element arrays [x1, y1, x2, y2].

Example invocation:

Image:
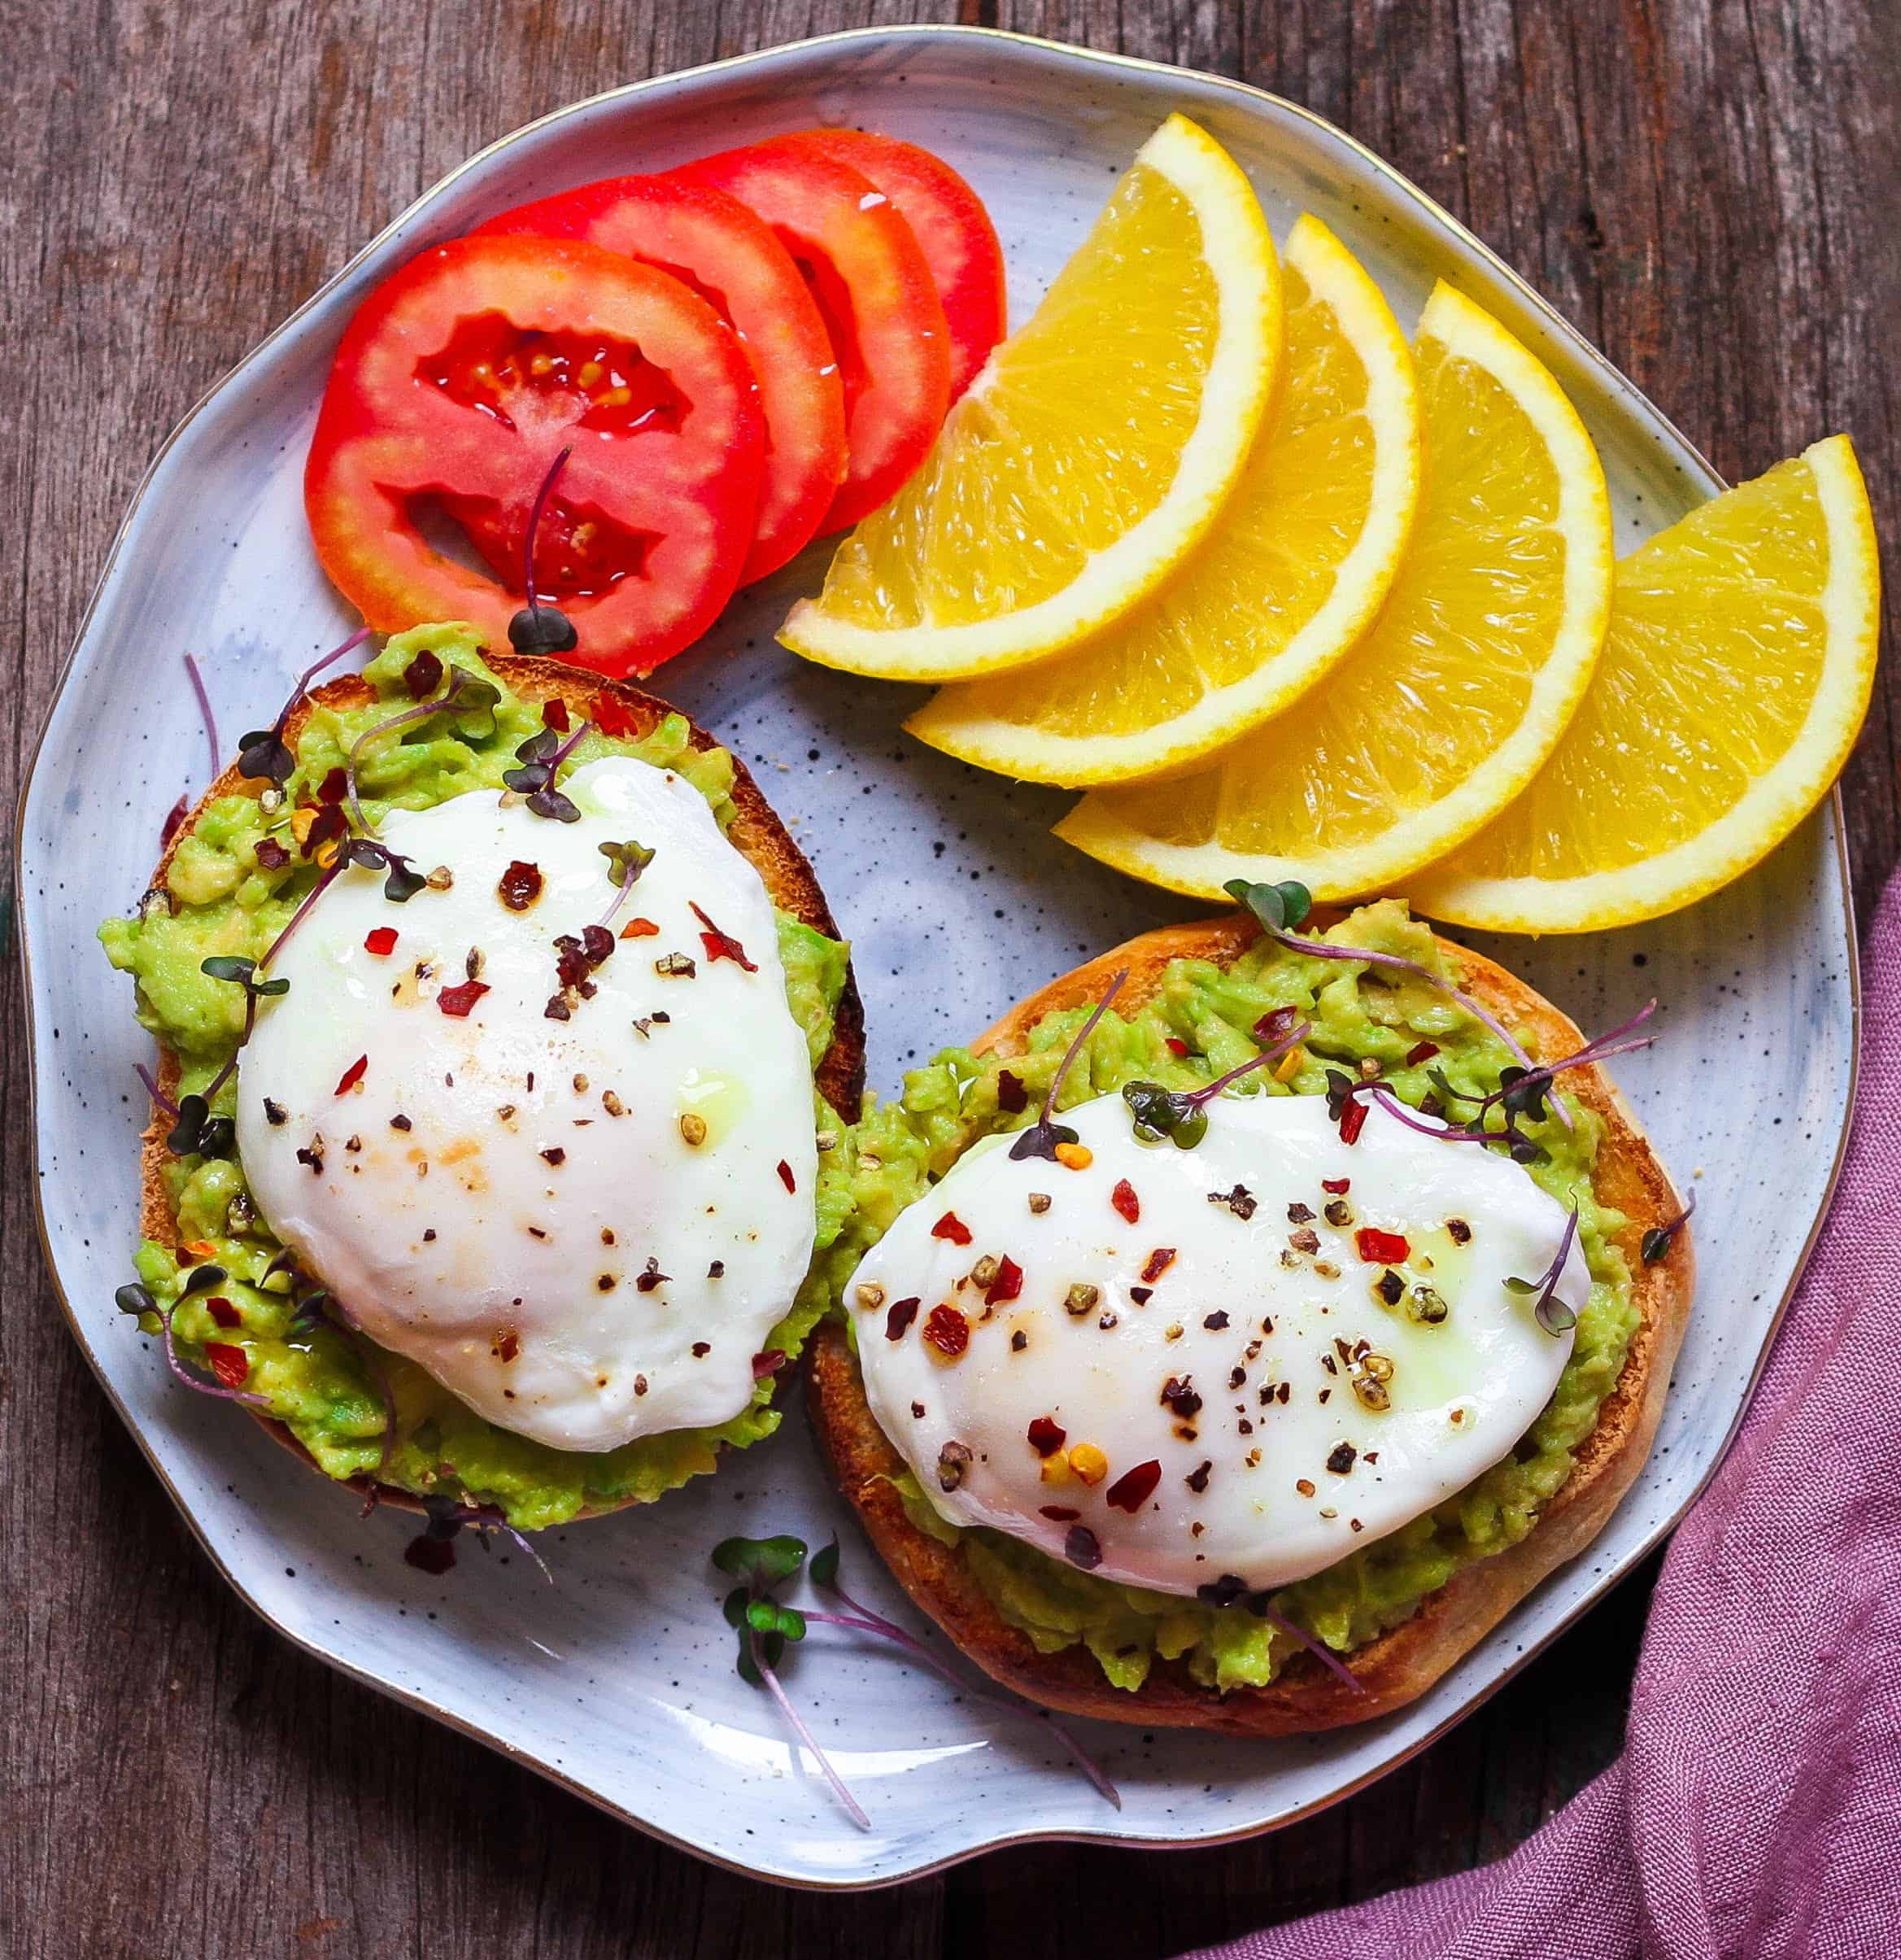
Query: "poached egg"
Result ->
[[848, 1090, 1585, 1597], [238, 757, 819, 1452]]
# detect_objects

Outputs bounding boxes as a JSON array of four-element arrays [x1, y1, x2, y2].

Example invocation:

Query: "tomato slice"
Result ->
[[303, 234, 765, 677], [474, 174, 846, 583], [670, 139, 951, 534], [774, 130, 1005, 401]]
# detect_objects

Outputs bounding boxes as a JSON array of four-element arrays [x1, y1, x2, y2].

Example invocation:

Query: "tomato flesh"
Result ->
[[304, 235, 764, 676], [777, 129, 1006, 401], [476, 174, 845, 582], [670, 139, 951, 534]]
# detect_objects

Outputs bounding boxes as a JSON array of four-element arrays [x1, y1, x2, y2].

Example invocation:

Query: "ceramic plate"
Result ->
[[18, 25, 1856, 1889]]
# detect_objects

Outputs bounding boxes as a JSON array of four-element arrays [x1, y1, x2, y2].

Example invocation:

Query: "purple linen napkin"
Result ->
[[1184, 879, 1901, 1960]]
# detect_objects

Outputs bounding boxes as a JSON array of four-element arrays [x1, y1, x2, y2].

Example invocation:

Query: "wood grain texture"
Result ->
[[2, 2, 1894, 1954]]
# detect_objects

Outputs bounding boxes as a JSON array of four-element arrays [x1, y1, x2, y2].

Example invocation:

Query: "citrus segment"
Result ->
[[1057, 282, 1614, 897], [778, 114, 1281, 680], [1413, 436, 1880, 932], [905, 216, 1422, 784]]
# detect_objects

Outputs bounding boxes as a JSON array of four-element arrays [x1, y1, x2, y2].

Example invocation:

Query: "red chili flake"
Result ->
[[1027, 1415, 1067, 1457], [922, 1304, 970, 1358], [1406, 1041, 1440, 1067], [1322, 1176, 1352, 1194], [205, 1296, 241, 1329], [1165, 1037, 1189, 1058], [931, 1211, 973, 1246], [1140, 1246, 1177, 1284], [496, 1329, 521, 1363], [160, 796, 188, 845], [1159, 1375, 1203, 1418], [884, 1296, 921, 1341], [1105, 1459, 1162, 1513], [1255, 1005, 1300, 1042], [996, 1068, 1029, 1114], [691, 901, 757, 971], [364, 927, 399, 956], [591, 692, 641, 738], [1355, 1227, 1411, 1265], [334, 1054, 368, 1097], [301, 803, 347, 859], [751, 1349, 787, 1379], [777, 1159, 796, 1194], [1110, 1179, 1140, 1224], [984, 1255, 1024, 1306], [254, 837, 290, 871], [621, 917, 660, 939], [498, 859, 544, 911], [541, 697, 571, 733], [1040, 1505, 1081, 1521], [436, 980, 490, 1018], [203, 1342, 250, 1389], [316, 766, 349, 805], [1338, 1098, 1369, 1146], [1064, 1525, 1102, 1570]]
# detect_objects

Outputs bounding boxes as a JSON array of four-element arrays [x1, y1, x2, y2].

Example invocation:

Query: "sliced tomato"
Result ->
[[775, 130, 1005, 400], [474, 174, 845, 583], [303, 234, 764, 677], [669, 139, 951, 534]]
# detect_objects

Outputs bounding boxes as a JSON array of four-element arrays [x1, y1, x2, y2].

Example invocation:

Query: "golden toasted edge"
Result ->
[[137, 651, 865, 1521], [809, 915, 1694, 1733]]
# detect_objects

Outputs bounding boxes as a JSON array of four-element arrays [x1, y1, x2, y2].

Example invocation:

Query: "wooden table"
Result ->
[[5, 4, 1894, 1953]]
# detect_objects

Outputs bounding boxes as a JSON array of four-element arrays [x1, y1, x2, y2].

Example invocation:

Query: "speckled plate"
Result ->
[[17, 24, 1857, 1890]]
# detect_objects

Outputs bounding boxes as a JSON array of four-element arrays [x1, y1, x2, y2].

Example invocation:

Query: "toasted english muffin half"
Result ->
[[133, 648, 863, 1522], [809, 915, 1690, 1732]]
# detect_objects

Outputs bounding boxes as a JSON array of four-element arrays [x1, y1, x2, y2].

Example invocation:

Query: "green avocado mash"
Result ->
[[101, 623, 852, 1530], [818, 901, 1636, 1693]]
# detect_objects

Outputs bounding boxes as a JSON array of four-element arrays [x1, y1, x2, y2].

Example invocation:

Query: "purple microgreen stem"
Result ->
[[135, 1062, 180, 1118], [750, 1626, 871, 1831], [1506, 1203, 1583, 1335], [1257, 1602, 1367, 1695], [343, 666, 484, 833], [158, 1304, 270, 1408], [1009, 969, 1127, 1162], [799, 1609, 1121, 1809], [523, 447, 570, 617], [183, 653, 220, 780]]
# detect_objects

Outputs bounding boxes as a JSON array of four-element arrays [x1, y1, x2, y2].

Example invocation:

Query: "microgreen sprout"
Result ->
[[1642, 1190, 1696, 1264], [598, 838, 655, 928], [502, 716, 593, 822], [405, 1493, 554, 1584], [166, 956, 290, 1155], [237, 626, 373, 788], [1008, 969, 1129, 1163], [343, 666, 503, 832], [1123, 1008, 1311, 1149], [713, 1534, 869, 1831], [1223, 878, 1563, 1126], [711, 1533, 1120, 1830], [1505, 1203, 1583, 1335], [508, 447, 580, 656]]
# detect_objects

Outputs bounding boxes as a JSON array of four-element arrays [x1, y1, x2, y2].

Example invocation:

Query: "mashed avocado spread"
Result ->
[[101, 624, 852, 1529], [815, 902, 1637, 1693]]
